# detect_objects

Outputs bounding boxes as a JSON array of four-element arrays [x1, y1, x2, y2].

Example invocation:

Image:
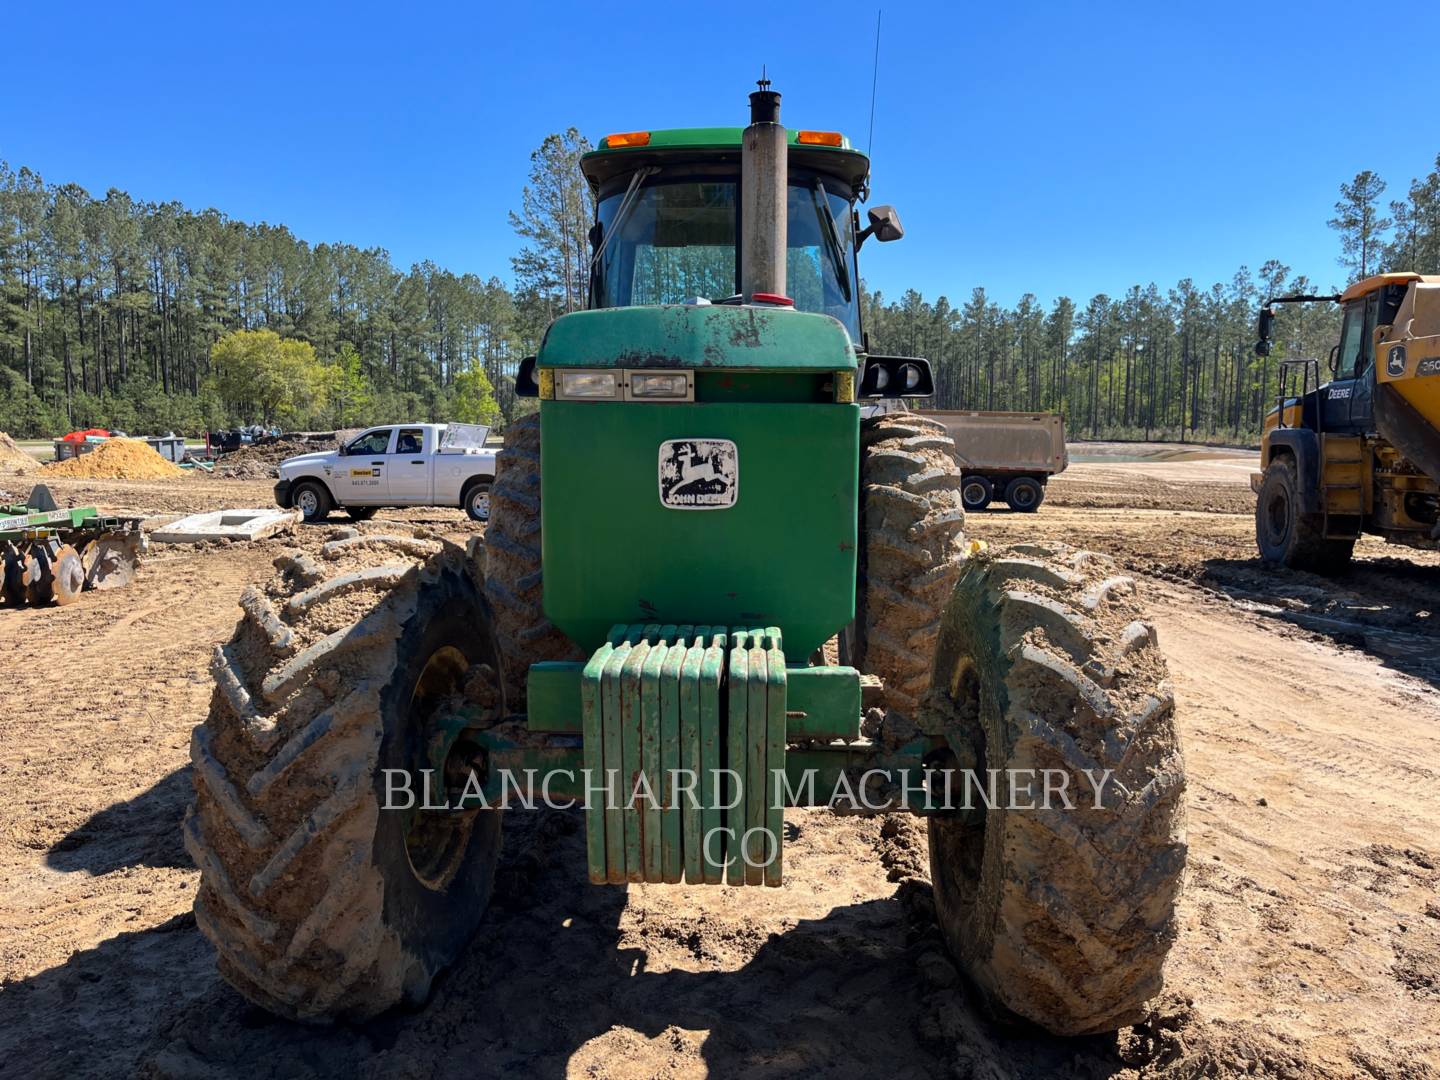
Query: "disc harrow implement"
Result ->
[[0, 485, 144, 608]]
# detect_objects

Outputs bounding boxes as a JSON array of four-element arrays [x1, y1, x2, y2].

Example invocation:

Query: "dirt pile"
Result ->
[[214, 433, 340, 480], [41, 438, 185, 480], [0, 432, 37, 474]]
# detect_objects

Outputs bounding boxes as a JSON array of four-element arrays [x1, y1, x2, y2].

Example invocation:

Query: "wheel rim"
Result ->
[[1012, 484, 1036, 508], [963, 481, 987, 507], [297, 488, 319, 518], [470, 489, 490, 521], [404, 645, 481, 891], [1264, 486, 1290, 546]]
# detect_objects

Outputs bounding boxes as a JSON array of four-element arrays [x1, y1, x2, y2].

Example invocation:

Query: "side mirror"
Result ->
[[1328, 343, 1340, 377], [857, 205, 904, 248], [515, 356, 540, 398], [859, 356, 933, 399], [1254, 307, 1274, 357]]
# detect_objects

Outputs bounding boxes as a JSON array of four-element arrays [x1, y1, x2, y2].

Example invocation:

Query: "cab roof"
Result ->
[[1339, 272, 1440, 303], [580, 127, 871, 193]]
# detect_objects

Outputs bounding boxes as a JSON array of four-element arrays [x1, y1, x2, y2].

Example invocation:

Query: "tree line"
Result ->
[[1, 139, 1436, 442]]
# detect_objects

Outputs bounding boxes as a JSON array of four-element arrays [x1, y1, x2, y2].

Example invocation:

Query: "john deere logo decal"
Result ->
[[1387, 344, 1408, 378], [659, 439, 738, 509]]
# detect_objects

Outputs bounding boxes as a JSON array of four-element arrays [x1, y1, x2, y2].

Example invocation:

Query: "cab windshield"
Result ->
[[590, 174, 861, 341]]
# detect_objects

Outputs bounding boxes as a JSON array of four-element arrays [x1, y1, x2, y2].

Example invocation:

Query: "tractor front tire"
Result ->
[[1255, 456, 1354, 573], [925, 542, 1186, 1035], [850, 413, 967, 716], [186, 546, 505, 1022], [482, 413, 579, 709]]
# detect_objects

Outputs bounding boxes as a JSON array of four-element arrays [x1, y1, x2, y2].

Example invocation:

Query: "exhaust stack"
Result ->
[[741, 81, 787, 302]]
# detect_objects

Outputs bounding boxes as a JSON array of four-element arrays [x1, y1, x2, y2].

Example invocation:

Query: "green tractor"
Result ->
[[185, 85, 1186, 1036]]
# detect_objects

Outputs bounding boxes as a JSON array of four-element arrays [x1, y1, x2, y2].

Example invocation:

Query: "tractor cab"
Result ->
[[581, 124, 899, 347]]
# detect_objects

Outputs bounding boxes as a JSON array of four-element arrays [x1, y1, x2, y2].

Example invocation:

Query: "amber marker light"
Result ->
[[603, 131, 651, 148], [796, 130, 843, 146]]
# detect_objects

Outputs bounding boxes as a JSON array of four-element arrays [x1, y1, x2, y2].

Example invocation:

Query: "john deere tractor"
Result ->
[[185, 85, 1185, 1037], [1254, 272, 1440, 571]]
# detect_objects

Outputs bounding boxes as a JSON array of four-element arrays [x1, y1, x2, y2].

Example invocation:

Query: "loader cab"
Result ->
[[581, 130, 892, 347], [1324, 281, 1410, 433]]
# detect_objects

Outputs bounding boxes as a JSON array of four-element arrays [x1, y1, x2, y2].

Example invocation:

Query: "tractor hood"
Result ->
[[535, 304, 858, 372]]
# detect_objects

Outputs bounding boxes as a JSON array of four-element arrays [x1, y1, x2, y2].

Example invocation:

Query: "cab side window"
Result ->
[[395, 429, 424, 455], [348, 429, 393, 456], [1335, 304, 1365, 380]]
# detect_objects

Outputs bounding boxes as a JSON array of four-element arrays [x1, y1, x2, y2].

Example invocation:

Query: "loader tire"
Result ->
[[1255, 455, 1354, 573], [925, 542, 1186, 1035], [186, 545, 506, 1023], [849, 413, 967, 716], [483, 413, 579, 709]]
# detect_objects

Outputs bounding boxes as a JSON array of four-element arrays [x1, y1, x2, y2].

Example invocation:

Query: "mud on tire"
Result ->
[[186, 541, 506, 1022], [850, 413, 967, 716], [924, 542, 1186, 1035], [483, 413, 580, 708]]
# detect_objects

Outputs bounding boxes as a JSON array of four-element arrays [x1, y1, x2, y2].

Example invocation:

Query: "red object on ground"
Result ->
[[61, 428, 111, 442]]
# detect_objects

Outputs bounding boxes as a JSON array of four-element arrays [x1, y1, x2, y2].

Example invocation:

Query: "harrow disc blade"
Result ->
[[52, 544, 85, 606], [24, 544, 55, 606], [1, 545, 25, 606], [83, 530, 142, 591]]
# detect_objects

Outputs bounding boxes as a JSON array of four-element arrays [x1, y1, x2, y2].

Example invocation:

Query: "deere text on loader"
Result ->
[[1254, 273, 1440, 571], [183, 84, 1186, 1038]]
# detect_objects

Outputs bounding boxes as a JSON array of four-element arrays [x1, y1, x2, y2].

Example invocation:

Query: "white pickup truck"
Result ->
[[274, 422, 497, 523]]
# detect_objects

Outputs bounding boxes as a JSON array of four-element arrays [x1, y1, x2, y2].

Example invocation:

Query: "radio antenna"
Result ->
[[866, 10, 882, 157]]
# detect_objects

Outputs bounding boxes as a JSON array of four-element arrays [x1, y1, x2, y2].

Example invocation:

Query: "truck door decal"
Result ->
[[659, 439, 738, 509]]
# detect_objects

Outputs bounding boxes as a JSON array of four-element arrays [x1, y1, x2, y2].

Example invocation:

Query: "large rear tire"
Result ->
[[186, 545, 505, 1022], [482, 413, 579, 709], [1255, 455, 1354, 573], [925, 542, 1186, 1035], [849, 413, 967, 716]]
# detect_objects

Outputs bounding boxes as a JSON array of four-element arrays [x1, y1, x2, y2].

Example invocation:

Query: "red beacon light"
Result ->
[[749, 292, 794, 307]]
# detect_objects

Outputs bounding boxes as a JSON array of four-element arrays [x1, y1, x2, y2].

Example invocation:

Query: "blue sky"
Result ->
[[3, 0, 1437, 309]]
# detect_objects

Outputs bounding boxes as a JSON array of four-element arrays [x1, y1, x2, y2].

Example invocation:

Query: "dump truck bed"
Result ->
[[918, 410, 1068, 476]]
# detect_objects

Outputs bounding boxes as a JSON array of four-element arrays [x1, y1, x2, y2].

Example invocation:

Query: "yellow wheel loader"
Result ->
[[1253, 273, 1440, 571]]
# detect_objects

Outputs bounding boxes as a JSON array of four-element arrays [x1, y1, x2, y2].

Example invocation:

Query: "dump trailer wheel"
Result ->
[[1255, 456, 1354, 573], [186, 546, 505, 1022], [482, 414, 580, 709], [960, 475, 993, 512], [2, 545, 25, 606], [1003, 475, 1045, 512], [925, 542, 1186, 1035], [50, 543, 85, 605], [850, 413, 967, 716]]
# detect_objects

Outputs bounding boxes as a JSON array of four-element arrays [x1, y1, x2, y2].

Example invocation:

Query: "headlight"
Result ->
[[627, 371, 693, 400], [557, 371, 620, 400]]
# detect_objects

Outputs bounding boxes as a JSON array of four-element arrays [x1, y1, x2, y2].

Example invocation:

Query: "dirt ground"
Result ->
[[2, 447, 1439, 1079]]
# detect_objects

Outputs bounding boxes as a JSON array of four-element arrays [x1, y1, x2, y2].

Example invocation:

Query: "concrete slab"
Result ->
[[152, 508, 301, 544]]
